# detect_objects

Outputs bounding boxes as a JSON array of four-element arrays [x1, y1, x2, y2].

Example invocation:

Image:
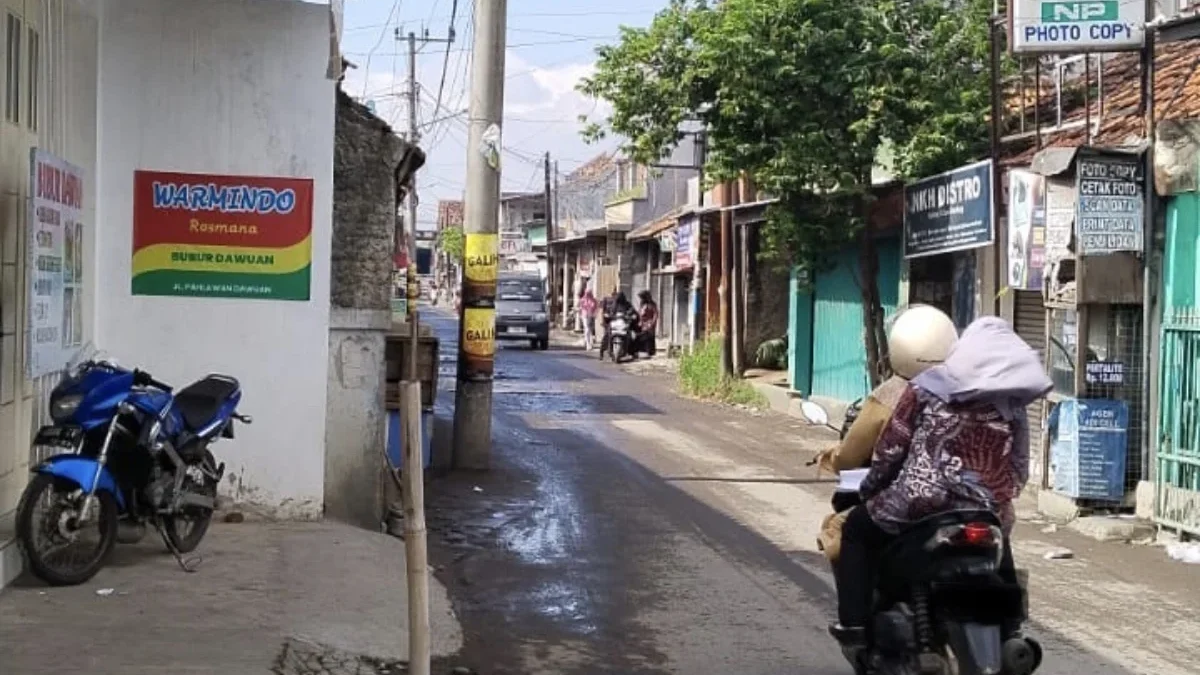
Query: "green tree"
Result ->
[[437, 225, 464, 262], [580, 0, 993, 385]]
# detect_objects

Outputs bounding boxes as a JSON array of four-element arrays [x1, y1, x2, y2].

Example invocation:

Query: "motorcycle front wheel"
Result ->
[[16, 474, 118, 586], [163, 449, 218, 554]]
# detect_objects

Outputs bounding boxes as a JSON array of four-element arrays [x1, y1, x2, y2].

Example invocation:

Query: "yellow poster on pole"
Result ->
[[462, 307, 496, 378], [464, 233, 498, 284]]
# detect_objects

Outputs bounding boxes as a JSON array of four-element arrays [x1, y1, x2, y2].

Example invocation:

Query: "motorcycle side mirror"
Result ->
[[799, 400, 830, 427]]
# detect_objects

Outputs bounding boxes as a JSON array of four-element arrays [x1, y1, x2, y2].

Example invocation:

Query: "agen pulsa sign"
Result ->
[[903, 159, 994, 260], [1010, 0, 1145, 53]]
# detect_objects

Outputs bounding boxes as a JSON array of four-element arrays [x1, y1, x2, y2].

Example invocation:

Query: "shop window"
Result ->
[[1047, 304, 1145, 492], [5, 13, 20, 125], [1047, 305, 1143, 397], [26, 26, 36, 130]]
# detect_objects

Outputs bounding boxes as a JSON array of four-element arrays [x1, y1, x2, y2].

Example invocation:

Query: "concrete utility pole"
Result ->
[[453, 0, 508, 469], [544, 152, 553, 238], [543, 152, 554, 310]]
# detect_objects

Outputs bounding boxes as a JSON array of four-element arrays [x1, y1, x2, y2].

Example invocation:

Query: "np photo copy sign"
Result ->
[[1010, 0, 1145, 53]]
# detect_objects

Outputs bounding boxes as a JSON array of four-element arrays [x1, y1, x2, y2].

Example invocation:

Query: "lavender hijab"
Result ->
[[912, 316, 1053, 417], [912, 317, 1053, 474]]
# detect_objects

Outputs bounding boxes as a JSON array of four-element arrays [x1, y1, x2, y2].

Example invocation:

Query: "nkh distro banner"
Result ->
[[131, 170, 314, 300]]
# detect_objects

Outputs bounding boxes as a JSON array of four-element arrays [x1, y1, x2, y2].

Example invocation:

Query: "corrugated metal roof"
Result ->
[[627, 207, 687, 241]]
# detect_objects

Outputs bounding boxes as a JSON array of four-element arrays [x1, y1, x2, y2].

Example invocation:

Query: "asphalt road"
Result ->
[[422, 307, 1174, 675]]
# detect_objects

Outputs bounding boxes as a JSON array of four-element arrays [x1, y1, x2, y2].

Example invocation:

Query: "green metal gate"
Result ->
[[1158, 194, 1200, 535], [810, 239, 901, 402]]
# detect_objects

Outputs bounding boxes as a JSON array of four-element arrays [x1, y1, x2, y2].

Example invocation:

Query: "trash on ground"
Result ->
[[95, 588, 115, 596], [1166, 542, 1200, 564], [1044, 549, 1074, 560], [472, 486, 483, 493]]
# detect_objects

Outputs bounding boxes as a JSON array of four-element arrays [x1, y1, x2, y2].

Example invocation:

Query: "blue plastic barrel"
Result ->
[[386, 410, 433, 471]]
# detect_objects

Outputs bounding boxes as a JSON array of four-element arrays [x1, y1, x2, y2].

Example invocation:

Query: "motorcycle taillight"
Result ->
[[962, 522, 995, 546], [928, 522, 1002, 550]]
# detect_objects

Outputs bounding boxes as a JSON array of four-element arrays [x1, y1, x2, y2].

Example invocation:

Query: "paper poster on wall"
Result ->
[[1044, 178, 1075, 263], [27, 149, 85, 378], [131, 170, 314, 300], [1007, 169, 1047, 290]]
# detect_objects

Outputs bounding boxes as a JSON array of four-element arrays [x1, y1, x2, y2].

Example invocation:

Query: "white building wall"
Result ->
[[94, 0, 335, 518], [0, 0, 98, 584]]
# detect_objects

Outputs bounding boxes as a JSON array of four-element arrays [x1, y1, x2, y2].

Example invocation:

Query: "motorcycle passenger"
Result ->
[[832, 316, 1052, 648], [816, 304, 958, 560], [634, 290, 659, 357]]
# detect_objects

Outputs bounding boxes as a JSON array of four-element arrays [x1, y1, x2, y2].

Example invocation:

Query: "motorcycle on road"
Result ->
[[804, 400, 1043, 675], [16, 347, 250, 585], [602, 310, 637, 364]]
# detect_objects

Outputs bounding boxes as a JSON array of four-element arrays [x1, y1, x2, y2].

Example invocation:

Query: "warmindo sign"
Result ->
[[1010, 0, 1145, 53], [132, 170, 314, 300]]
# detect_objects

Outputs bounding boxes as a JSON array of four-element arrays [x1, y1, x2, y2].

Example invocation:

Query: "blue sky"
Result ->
[[340, 0, 667, 228]]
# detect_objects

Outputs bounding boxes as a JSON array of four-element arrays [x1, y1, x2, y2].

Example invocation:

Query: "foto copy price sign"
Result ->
[[1010, 0, 1145, 53]]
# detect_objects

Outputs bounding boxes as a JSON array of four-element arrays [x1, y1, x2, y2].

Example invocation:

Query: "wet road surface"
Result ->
[[421, 307, 1189, 675]]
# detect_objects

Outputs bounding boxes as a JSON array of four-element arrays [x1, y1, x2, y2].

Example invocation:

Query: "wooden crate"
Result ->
[[384, 325, 439, 410]]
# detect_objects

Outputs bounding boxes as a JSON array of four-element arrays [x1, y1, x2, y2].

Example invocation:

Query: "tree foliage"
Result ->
[[580, 0, 993, 384], [437, 225, 464, 262]]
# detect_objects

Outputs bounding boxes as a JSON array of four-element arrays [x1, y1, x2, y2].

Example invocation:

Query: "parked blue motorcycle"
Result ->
[[16, 348, 250, 585]]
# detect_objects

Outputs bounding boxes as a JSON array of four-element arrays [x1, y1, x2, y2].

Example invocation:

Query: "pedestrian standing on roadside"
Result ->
[[635, 290, 659, 357], [580, 289, 598, 351]]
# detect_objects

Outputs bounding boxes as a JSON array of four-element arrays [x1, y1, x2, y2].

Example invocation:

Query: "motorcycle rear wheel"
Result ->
[[163, 450, 218, 554], [16, 474, 118, 586]]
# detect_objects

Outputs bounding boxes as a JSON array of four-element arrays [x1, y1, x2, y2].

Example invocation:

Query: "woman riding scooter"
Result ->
[[600, 291, 636, 360], [831, 316, 1052, 652]]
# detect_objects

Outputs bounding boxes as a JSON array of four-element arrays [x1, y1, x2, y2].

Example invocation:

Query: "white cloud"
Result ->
[[341, 48, 615, 224]]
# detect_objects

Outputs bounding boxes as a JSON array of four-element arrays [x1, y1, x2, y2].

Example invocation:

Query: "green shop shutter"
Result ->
[[810, 239, 901, 402]]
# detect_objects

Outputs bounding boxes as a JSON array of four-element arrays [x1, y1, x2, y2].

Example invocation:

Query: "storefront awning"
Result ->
[[628, 207, 686, 241]]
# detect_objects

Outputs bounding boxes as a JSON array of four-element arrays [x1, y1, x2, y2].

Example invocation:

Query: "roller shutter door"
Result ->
[[1014, 291, 1047, 479]]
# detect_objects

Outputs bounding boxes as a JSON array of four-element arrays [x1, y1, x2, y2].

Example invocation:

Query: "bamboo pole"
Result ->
[[400, 380, 430, 675]]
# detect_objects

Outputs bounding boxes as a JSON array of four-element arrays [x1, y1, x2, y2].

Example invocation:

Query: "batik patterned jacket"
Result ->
[[860, 383, 1027, 535]]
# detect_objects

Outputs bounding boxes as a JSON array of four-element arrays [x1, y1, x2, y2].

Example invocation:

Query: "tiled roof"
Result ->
[[1003, 40, 1200, 165], [437, 200, 463, 228], [566, 152, 616, 183]]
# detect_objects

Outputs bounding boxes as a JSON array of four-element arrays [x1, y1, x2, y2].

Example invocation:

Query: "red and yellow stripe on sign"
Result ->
[[131, 170, 314, 300]]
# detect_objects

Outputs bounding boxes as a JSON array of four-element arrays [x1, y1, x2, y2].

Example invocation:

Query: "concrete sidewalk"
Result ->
[[0, 521, 462, 674]]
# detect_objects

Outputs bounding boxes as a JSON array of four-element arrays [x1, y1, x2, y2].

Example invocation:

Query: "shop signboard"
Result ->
[[499, 233, 531, 256], [1049, 398, 1128, 501], [1007, 169, 1047, 290], [904, 159, 994, 259], [1075, 152, 1143, 255], [131, 170, 314, 300], [674, 217, 696, 270], [1010, 0, 1145, 53], [27, 149, 85, 377]]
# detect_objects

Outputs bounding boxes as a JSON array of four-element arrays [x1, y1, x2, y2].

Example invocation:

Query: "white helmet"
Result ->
[[887, 304, 958, 380]]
